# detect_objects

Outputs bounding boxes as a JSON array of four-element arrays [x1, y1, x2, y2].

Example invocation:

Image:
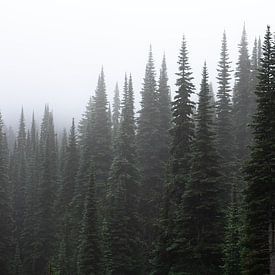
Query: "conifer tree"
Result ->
[[112, 83, 120, 145], [59, 129, 68, 177], [165, 36, 196, 272], [21, 114, 40, 275], [233, 26, 251, 162], [78, 163, 101, 275], [249, 38, 259, 120], [158, 54, 171, 172], [136, 47, 163, 267], [174, 64, 223, 274], [243, 25, 275, 275], [0, 112, 13, 275], [105, 75, 141, 274], [93, 69, 112, 199], [216, 31, 234, 205], [34, 106, 58, 274], [12, 109, 27, 248]]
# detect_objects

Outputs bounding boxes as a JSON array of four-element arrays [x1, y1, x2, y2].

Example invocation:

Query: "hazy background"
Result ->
[[0, 0, 274, 129]]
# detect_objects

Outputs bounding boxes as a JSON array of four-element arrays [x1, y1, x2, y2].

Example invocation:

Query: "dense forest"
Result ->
[[0, 25, 274, 275]]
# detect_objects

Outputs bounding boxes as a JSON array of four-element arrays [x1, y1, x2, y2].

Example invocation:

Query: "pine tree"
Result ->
[[173, 64, 223, 274], [243, 25, 275, 275], [157, 54, 171, 167], [249, 38, 259, 120], [70, 97, 96, 270], [34, 106, 58, 274], [0, 112, 13, 275], [59, 128, 68, 177], [105, 75, 141, 274], [56, 118, 79, 274], [93, 69, 112, 202], [21, 114, 40, 275], [136, 47, 163, 268], [216, 31, 235, 205], [164, 36, 196, 272], [112, 83, 120, 145], [12, 108, 27, 249], [233, 26, 251, 163], [78, 163, 101, 275]]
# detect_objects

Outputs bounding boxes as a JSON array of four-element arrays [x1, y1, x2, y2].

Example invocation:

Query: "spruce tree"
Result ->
[[12, 109, 27, 248], [105, 75, 141, 274], [112, 83, 120, 145], [232, 26, 251, 162], [157, 54, 171, 168], [34, 106, 58, 274], [216, 31, 235, 205], [136, 47, 163, 268], [243, 25, 275, 275], [78, 163, 101, 275], [174, 64, 223, 274], [92, 69, 112, 216], [165, 36, 196, 272], [57, 118, 79, 274], [0, 112, 13, 275], [21, 114, 40, 275]]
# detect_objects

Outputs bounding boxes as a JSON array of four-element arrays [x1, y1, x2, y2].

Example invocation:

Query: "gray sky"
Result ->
[[0, 0, 274, 129]]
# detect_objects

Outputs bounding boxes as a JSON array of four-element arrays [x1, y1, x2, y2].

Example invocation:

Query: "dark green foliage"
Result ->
[[0, 113, 13, 275], [105, 75, 141, 274], [112, 83, 120, 146], [34, 106, 58, 274], [136, 47, 163, 268], [223, 184, 241, 275], [233, 26, 251, 162], [94, 69, 112, 186], [21, 114, 40, 275], [170, 35, 195, 201], [11, 109, 27, 248], [57, 118, 79, 274], [162, 36, 195, 273], [173, 64, 223, 274], [78, 163, 101, 275], [216, 31, 235, 205], [158, 54, 171, 167], [243, 26, 275, 275]]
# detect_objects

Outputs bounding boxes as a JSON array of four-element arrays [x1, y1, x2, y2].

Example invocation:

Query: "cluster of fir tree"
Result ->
[[0, 25, 274, 275]]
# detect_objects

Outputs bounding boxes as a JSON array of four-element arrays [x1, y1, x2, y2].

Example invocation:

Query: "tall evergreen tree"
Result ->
[[21, 114, 40, 275], [77, 163, 101, 275], [136, 47, 163, 267], [243, 25, 275, 275], [93, 69, 112, 199], [216, 31, 234, 205], [0, 112, 13, 275], [112, 83, 120, 145], [56, 118, 79, 274], [249, 38, 260, 120], [12, 109, 27, 246], [233, 25, 251, 162], [173, 64, 223, 274], [158, 54, 171, 172], [105, 75, 141, 274], [163, 36, 196, 272], [34, 106, 58, 274]]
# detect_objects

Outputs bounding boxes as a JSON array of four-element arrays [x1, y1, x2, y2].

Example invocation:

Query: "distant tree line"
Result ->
[[0, 25, 274, 275]]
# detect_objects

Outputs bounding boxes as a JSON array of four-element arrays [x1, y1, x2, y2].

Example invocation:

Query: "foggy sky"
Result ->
[[0, 0, 274, 129]]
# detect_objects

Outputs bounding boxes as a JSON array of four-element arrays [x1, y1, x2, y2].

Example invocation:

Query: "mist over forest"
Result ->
[[0, 1, 275, 275]]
